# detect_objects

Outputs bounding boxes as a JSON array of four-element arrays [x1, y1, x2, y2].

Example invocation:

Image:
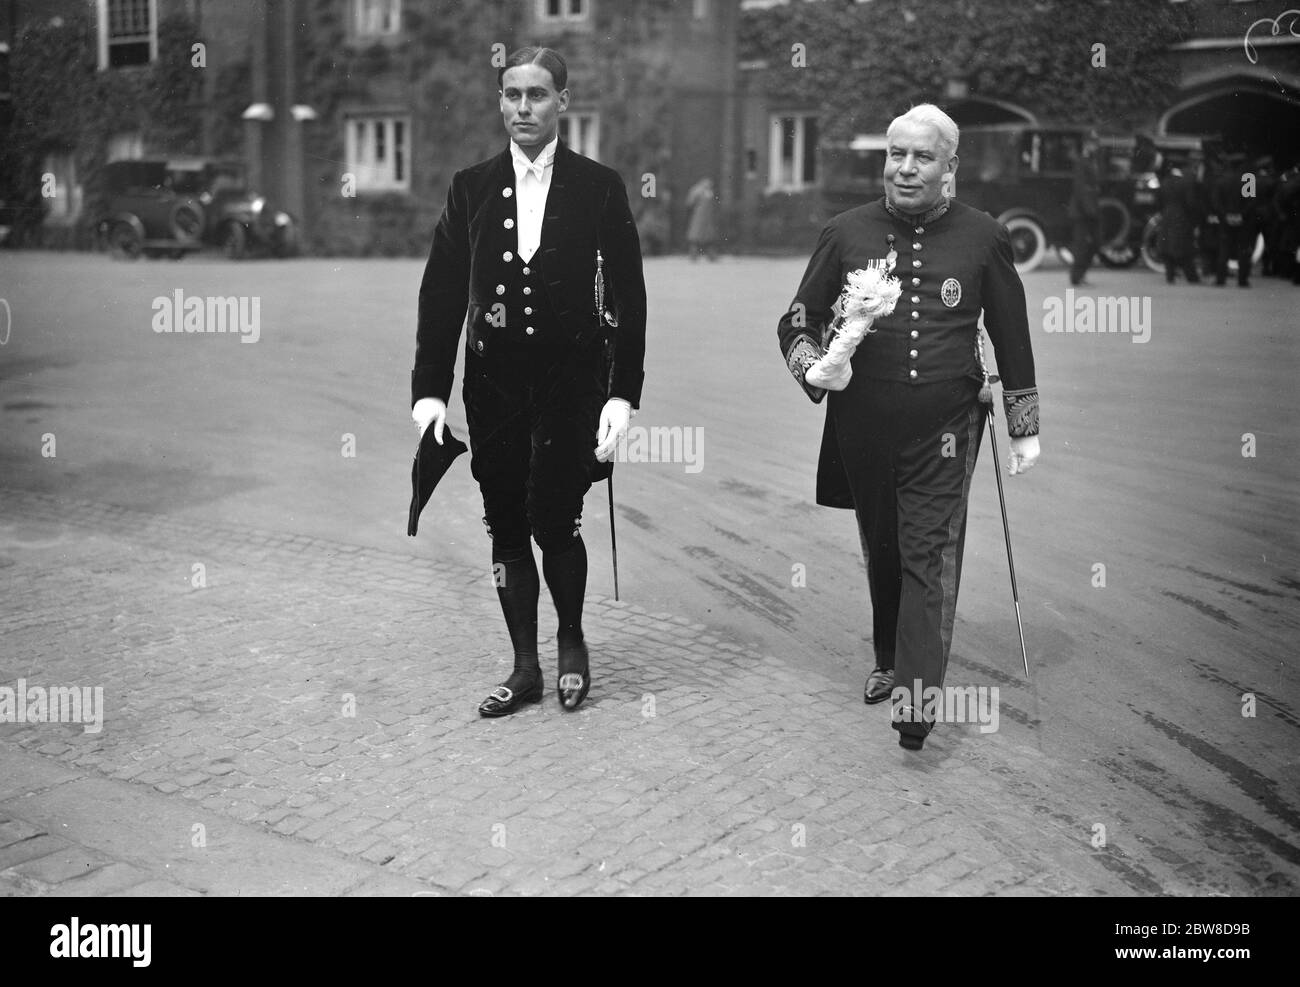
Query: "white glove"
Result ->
[[594, 398, 632, 462], [1007, 435, 1040, 475], [412, 397, 446, 444], [804, 353, 853, 391]]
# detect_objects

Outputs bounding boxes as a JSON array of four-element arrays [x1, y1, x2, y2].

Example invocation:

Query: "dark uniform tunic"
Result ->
[[777, 197, 1039, 707], [1159, 167, 1202, 283], [412, 141, 646, 552]]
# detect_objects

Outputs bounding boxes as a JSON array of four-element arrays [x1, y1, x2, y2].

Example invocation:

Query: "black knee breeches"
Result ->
[[463, 344, 605, 553]]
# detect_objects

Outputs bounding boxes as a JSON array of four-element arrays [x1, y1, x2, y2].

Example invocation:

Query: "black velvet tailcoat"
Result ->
[[412, 141, 647, 409]]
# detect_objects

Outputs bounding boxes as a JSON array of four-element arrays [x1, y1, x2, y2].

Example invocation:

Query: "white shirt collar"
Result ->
[[510, 137, 558, 181]]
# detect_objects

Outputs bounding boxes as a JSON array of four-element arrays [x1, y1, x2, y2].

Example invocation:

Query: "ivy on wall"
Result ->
[[739, 0, 1194, 140], [296, 0, 514, 255], [295, 0, 683, 256], [1, 11, 204, 247]]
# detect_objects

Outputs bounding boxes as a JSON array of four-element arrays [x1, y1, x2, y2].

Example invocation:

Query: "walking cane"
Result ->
[[596, 248, 621, 602], [978, 334, 1030, 677], [607, 474, 620, 602]]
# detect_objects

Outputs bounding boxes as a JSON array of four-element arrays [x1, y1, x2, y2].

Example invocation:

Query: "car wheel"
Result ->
[[999, 214, 1047, 274], [1098, 242, 1139, 268], [1096, 198, 1137, 268], [223, 223, 248, 260], [1140, 216, 1165, 274], [109, 223, 143, 261], [171, 202, 205, 243]]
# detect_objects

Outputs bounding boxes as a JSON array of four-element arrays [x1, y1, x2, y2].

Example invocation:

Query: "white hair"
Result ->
[[887, 103, 959, 160]]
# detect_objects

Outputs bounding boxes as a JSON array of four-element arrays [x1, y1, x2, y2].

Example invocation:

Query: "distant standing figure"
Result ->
[[1211, 153, 1254, 288], [685, 177, 719, 261], [1132, 133, 1162, 176], [1158, 162, 1201, 284], [1275, 164, 1300, 285], [1067, 131, 1102, 287]]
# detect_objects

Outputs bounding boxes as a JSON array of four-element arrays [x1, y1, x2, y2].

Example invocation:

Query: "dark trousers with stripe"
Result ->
[[831, 376, 984, 701]]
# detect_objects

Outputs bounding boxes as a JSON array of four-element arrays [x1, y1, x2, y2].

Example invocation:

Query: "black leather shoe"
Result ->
[[891, 703, 933, 750], [478, 677, 543, 718], [863, 666, 895, 705], [557, 638, 591, 711]]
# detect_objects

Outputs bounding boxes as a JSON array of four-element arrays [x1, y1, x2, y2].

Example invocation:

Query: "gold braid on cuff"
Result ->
[[786, 335, 823, 382], [1003, 388, 1040, 438]]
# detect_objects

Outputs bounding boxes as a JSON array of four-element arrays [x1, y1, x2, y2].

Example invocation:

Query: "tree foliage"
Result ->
[[740, 0, 1194, 141], [1, 11, 203, 246]]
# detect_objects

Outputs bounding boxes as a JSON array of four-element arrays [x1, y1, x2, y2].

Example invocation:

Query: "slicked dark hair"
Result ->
[[497, 46, 568, 91]]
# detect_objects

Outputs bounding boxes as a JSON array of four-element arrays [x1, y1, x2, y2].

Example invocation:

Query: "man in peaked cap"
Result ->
[[777, 104, 1040, 751], [411, 46, 647, 717]]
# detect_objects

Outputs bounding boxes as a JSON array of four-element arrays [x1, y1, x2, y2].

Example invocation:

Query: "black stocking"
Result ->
[[542, 534, 588, 673], [492, 544, 540, 692]]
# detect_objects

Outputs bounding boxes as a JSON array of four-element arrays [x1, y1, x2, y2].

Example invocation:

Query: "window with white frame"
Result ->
[[345, 116, 411, 192], [97, 0, 157, 69], [769, 114, 818, 190], [107, 131, 144, 162], [353, 0, 401, 37], [558, 112, 599, 161], [537, 0, 589, 23]]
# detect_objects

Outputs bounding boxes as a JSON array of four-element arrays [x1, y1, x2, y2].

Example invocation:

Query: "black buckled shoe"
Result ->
[[557, 637, 591, 711], [864, 666, 895, 705], [478, 676, 543, 718]]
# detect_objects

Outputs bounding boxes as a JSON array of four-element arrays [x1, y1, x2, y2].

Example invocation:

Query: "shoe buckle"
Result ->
[[488, 686, 513, 703], [558, 673, 585, 691]]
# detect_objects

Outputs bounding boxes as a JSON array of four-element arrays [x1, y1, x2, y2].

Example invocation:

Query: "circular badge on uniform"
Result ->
[[941, 278, 962, 308]]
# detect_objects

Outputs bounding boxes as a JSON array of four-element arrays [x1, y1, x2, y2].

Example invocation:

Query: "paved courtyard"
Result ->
[[0, 252, 1296, 895]]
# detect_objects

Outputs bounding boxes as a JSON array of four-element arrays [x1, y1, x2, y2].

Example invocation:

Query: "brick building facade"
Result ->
[[3, 0, 1296, 254]]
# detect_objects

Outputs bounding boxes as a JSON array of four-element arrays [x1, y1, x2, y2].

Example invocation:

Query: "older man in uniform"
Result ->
[[777, 104, 1039, 750], [411, 47, 646, 717]]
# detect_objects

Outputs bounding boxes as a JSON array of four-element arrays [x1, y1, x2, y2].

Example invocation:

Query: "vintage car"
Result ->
[[97, 158, 297, 260]]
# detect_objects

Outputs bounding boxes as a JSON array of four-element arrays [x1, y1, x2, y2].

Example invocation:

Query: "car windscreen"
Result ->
[[961, 130, 1022, 183]]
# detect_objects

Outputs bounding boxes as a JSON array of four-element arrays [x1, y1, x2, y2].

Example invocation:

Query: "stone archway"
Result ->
[[1160, 71, 1300, 167]]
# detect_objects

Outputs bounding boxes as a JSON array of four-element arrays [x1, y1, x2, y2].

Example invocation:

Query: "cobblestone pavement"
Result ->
[[2, 487, 1295, 896]]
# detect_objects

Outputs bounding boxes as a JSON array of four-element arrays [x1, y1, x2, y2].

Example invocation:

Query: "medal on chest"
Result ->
[[884, 234, 897, 273]]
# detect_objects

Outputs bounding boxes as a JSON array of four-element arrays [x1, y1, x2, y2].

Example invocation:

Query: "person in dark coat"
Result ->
[[1158, 158, 1202, 284], [1253, 157, 1281, 277], [1211, 153, 1255, 287], [410, 47, 647, 717], [1276, 163, 1300, 284], [776, 104, 1039, 751], [1067, 131, 1102, 286]]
